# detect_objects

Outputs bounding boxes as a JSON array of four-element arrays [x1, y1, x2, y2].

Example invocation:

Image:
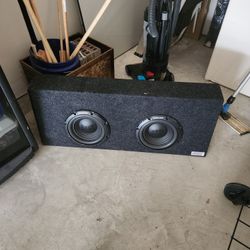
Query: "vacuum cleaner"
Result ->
[[126, 0, 182, 81]]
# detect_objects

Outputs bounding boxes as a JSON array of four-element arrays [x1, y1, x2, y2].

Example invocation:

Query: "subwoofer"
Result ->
[[29, 75, 223, 156], [65, 111, 110, 145], [136, 115, 181, 150]]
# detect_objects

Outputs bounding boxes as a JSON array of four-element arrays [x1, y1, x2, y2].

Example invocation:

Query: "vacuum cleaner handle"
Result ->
[[148, 0, 159, 38], [144, 0, 160, 64], [233, 72, 250, 98], [222, 71, 250, 114]]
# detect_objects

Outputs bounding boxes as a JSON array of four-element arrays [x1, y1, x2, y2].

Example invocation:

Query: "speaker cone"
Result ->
[[137, 116, 180, 150], [66, 111, 110, 145]]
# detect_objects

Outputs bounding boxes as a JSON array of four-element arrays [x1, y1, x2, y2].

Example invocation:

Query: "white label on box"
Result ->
[[191, 151, 206, 157]]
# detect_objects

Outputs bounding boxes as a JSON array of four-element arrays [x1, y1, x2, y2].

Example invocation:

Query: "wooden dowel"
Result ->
[[29, 0, 41, 25], [23, 0, 58, 63], [31, 44, 47, 62], [29, 0, 51, 62], [62, 0, 70, 60], [70, 0, 112, 60], [57, 0, 66, 62], [37, 50, 48, 62]]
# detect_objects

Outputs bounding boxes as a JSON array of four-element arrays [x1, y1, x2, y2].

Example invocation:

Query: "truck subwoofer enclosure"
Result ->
[[29, 76, 223, 156]]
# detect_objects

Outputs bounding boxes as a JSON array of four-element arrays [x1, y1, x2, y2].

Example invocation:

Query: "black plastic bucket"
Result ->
[[29, 39, 80, 74]]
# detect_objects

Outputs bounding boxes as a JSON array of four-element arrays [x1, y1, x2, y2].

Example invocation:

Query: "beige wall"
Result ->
[[78, 0, 148, 57], [0, 0, 81, 98]]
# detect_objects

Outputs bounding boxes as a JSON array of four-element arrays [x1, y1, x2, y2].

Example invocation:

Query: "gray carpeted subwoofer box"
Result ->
[[29, 75, 223, 156]]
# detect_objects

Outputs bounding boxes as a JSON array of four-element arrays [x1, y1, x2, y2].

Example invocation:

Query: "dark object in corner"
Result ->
[[0, 66, 38, 184], [205, 0, 230, 48], [174, 0, 202, 37], [224, 183, 250, 205], [225, 183, 250, 249]]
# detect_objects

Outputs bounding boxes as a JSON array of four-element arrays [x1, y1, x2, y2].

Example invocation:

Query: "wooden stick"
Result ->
[[31, 43, 47, 62], [37, 50, 48, 62], [62, 0, 70, 60], [23, 0, 58, 63], [29, 0, 42, 25], [57, 0, 66, 62], [29, 0, 51, 62], [70, 0, 112, 60], [31, 43, 48, 62]]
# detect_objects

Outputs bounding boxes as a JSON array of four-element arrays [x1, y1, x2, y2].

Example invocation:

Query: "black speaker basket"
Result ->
[[65, 111, 110, 145], [136, 115, 182, 150]]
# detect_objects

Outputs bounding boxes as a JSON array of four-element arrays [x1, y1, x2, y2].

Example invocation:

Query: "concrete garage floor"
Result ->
[[1, 38, 250, 250]]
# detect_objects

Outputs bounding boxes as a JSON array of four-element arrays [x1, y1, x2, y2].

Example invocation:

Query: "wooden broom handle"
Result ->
[[29, 0, 41, 25], [57, 0, 65, 62], [29, 0, 51, 62], [70, 0, 112, 60], [23, 0, 58, 63], [57, 0, 63, 51], [62, 0, 70, 60]]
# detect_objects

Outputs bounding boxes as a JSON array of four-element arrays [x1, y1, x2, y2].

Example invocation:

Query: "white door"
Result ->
[[205, 0, 250, 97], [78, 0, 148, 57]]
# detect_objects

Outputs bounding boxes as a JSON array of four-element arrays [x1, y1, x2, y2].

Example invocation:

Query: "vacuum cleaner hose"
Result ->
[[148, 0, 159, 38]]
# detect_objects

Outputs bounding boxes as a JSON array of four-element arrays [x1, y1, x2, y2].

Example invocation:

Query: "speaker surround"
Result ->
[[136, 116, 181, 150], [29, 75, 223, 156], [65, 111, 110, 145]]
